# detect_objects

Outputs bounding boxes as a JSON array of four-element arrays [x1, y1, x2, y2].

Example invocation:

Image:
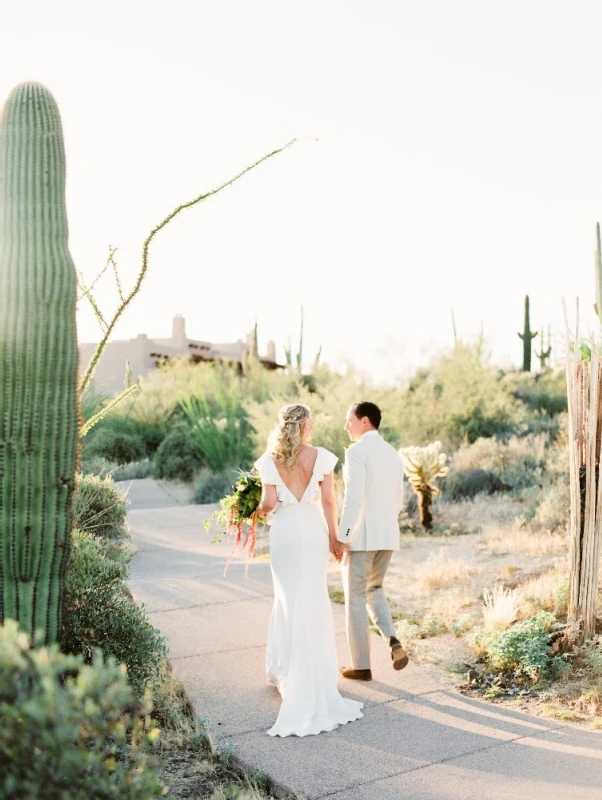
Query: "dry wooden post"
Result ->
[[563, 300, 602, 644]]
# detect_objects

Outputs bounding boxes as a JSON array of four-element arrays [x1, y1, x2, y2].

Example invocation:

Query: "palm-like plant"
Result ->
[[398, 441, 449, 529]]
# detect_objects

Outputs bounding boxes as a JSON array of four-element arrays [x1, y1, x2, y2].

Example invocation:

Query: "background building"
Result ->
[[79, 314, 280, 395]]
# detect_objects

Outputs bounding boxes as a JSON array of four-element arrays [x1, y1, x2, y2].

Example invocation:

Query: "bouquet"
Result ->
[[205, 470, 266, 574]]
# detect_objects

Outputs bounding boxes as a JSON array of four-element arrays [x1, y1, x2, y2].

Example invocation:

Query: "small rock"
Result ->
[[467, 668, 479, 684]]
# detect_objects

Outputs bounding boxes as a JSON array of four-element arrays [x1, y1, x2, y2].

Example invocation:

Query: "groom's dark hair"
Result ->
[[352, 401, 381, 429]]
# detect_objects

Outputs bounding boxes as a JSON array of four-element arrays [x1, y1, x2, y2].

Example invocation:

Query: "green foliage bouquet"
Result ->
[[205, 470, 265, 574]]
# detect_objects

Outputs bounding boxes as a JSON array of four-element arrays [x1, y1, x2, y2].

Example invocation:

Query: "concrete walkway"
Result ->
[[122, 479, 602, 800]]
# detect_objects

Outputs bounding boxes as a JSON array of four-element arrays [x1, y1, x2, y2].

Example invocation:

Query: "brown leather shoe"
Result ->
[[339, 666, 372, 681], [388, 636, 409, 671]]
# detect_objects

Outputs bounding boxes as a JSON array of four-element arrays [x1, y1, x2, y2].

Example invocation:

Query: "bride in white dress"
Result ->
[[255, 403, 364, 737]]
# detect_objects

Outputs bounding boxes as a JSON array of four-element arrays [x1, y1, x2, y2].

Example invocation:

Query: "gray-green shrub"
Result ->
[[61, 530, 166, 698], [447, 434, 548, 497], [85, 427, 145, 464], [0, 619, 163, 799], [72, 473, 127, 539], [444, 468, 509, 500], [469, 611, 568, 682], [154, 425, 204, 481], [193, 468, 237, 504]]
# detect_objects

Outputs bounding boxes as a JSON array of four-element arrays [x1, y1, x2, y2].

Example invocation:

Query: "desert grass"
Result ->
[[479, 526, 567, 557], [418, 547, 476, 592], [518, 566, 569, 618], [434, 494, 525, 530], [427, 588, 476, 619], [482, 585, 518, 630]]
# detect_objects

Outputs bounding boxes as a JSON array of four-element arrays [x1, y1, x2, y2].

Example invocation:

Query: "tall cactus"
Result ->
[[518, 295, 537, 372], [0, 83, 78, 643], [535, 326, 552, 369], [594, 222, 602, 322]]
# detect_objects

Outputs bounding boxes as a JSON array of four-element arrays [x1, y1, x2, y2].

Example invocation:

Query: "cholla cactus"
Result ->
[[398, 441, 449, 529]]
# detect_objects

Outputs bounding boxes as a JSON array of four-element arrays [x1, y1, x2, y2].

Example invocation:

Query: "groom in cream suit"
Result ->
[[335, 401, 408, 680]]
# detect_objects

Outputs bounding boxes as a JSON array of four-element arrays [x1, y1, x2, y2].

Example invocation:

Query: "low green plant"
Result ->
[[180, 389, 254, 473], [193, 468, 237, 504], [443, 468, 509, 500], [450, 434, 548, 494], [469, 611, 568, 682], [111, 458, 155, 481], [154, 425, 204, 481], [61, 530, 166, 698], [85, 426, 146, 464], [72, 473, 127, 539], [0, 619, 163, 799]]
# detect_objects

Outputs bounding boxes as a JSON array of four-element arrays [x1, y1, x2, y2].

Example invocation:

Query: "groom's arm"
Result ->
[[337, 447, 367, 545]]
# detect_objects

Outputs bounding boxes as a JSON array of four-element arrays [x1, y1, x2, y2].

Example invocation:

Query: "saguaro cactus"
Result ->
[[535, 326, 552, 369], [518, 295, 537, 372], [0, 83, 78, 643]]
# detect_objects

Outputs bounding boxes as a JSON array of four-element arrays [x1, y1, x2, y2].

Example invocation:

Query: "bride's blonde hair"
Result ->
[[267, 403, 311, 470]]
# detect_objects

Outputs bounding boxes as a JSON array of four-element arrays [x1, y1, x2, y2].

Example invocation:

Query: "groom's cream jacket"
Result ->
[[337, 431, 404, 551]]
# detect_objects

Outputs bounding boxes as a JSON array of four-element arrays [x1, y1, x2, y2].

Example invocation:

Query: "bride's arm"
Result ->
[[320, 473, 343, 559], [257, 483, 277, 518]]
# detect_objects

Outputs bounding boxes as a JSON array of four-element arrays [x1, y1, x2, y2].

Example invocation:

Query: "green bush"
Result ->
[[180, 390, 255, 472], [444, 468, 509, 500], [0, 619, 163, 799], [448, 434, 548, 494], [85, 426, 146, 464], [193, 468, 237, 504], [72, 473, 127, 539], [393, 346, 526, 449], [154, 425, 204, 481], [61, 530, 166, 698], [111, 459, 155, 481], [502, 368, 568, 417], [469, 611, 567, 682]]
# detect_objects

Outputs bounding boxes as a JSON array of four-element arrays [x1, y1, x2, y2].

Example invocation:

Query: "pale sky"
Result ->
[[2, 0, 602, 381]]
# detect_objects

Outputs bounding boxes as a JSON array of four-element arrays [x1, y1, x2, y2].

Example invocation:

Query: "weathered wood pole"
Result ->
[[564, 300, 602, 644]]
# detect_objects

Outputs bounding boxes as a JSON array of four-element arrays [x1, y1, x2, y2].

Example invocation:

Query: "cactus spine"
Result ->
[[594, 222, 602, 322], [535, 326, 552, 369], [518, 295, 537, 372], [0, 84, 78, 643]]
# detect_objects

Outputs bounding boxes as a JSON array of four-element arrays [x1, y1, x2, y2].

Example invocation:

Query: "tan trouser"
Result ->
[[341, 549, 396, 670]]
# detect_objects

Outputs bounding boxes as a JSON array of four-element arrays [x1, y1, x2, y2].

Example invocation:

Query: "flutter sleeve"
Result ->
[[315, 448, 338, 481], [254, 453, 279, 485]]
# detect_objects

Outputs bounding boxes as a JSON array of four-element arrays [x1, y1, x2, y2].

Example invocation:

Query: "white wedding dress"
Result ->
[[254, 447, 364, 737]]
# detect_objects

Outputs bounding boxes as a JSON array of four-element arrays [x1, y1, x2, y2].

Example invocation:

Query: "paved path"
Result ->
[[122, 479, 602, 800]]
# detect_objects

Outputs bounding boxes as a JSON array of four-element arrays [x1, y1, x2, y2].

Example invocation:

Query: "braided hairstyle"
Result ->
[[267, 403, 311, 470]]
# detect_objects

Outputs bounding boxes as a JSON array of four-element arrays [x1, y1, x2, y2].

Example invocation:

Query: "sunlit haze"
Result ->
[[3, 0, 602, 382]]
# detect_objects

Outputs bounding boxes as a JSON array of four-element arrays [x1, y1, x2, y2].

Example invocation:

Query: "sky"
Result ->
[[2, 0, 602, 382]]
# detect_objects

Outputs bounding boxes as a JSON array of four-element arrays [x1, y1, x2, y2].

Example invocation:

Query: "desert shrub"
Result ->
[[520, 573, 569, 618], [447, 434, 547, 497], [393, 346, 526, 449], [84, 426, 146, 464], [193, 468, 237, 504], [469, 611, 567, 681], [502, 368, 567, 417], [530, 477, 570, 533], [62, 530, 166, 698], [180, 391, 255, 472], [111, 458, 155, 481], [0, 619, 163, 799], [444, 468, 509, 500], [154, 425, 204, 481], [72, 473, 127, 539]]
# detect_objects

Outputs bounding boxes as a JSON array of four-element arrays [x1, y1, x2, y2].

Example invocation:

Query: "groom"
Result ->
[[334, 401, 408, 680]]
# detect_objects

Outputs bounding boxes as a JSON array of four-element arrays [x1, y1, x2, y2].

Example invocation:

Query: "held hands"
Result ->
[[329, 537, 347, 563]]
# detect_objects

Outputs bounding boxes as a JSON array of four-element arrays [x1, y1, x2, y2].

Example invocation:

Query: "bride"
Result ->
[[254, 403, 364, 737]]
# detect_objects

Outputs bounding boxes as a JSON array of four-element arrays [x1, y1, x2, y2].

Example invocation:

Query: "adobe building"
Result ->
[[79, 314, 281, 395]]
